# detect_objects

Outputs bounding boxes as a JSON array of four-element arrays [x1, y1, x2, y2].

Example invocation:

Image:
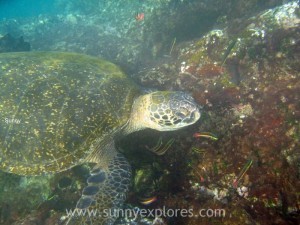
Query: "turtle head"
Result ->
[[126, 91, 200, 134], [145, 91, 201, 131]]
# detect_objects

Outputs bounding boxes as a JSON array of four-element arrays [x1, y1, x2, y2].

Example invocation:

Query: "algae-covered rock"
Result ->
[[133, 3, 300, 224], [0, 171, 52, 221]]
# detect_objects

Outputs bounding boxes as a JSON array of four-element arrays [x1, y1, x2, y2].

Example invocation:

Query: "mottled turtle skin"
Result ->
[[0, 52, 140, 175], [0, 51, 200, 224]]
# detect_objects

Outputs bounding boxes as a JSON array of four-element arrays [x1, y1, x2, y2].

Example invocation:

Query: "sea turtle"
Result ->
[[0, 52, 200, 224]]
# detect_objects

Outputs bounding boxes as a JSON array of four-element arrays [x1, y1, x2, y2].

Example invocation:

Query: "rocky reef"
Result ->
[[0, 33, 30, 52], [0, 0, 285, 73], [132, 2, 300, 224]]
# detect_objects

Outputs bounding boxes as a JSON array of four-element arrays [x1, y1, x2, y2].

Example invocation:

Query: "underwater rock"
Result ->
[[133, 62, 177, 89], [134, 1, 299, 103], [0, 171, 52, 224], [0, 0, 285, 74], [0, 167, 87, 224], [132, 2, 299, 224], [0, 33, 30, 52]]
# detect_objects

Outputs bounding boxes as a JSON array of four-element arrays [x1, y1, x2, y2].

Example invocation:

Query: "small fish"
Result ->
[[135, 12, 145, 21], [146, 137, 175, 156], [193, 132, 218, 141], [140, 196, 157, 205], [232, 159, 253, 188], [191, 147, 206, 154]]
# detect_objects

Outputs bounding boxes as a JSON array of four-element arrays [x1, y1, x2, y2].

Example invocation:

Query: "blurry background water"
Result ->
[[0, 0, 287, 73], [0, 0, 60, 19], [0, 0, 299, 225]]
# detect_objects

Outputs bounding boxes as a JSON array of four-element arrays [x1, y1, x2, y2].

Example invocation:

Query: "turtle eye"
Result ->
[[175, 112, 185, 118]]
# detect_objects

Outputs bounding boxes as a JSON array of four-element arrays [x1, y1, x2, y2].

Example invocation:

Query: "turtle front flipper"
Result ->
[[66, 142, 131, 225]]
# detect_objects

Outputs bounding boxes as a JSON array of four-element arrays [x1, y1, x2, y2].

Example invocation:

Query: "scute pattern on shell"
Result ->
[[0, 52, 140, 175]]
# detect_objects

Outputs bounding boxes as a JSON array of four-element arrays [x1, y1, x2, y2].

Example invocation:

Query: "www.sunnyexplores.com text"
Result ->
[[66, 207, 226, 220]]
